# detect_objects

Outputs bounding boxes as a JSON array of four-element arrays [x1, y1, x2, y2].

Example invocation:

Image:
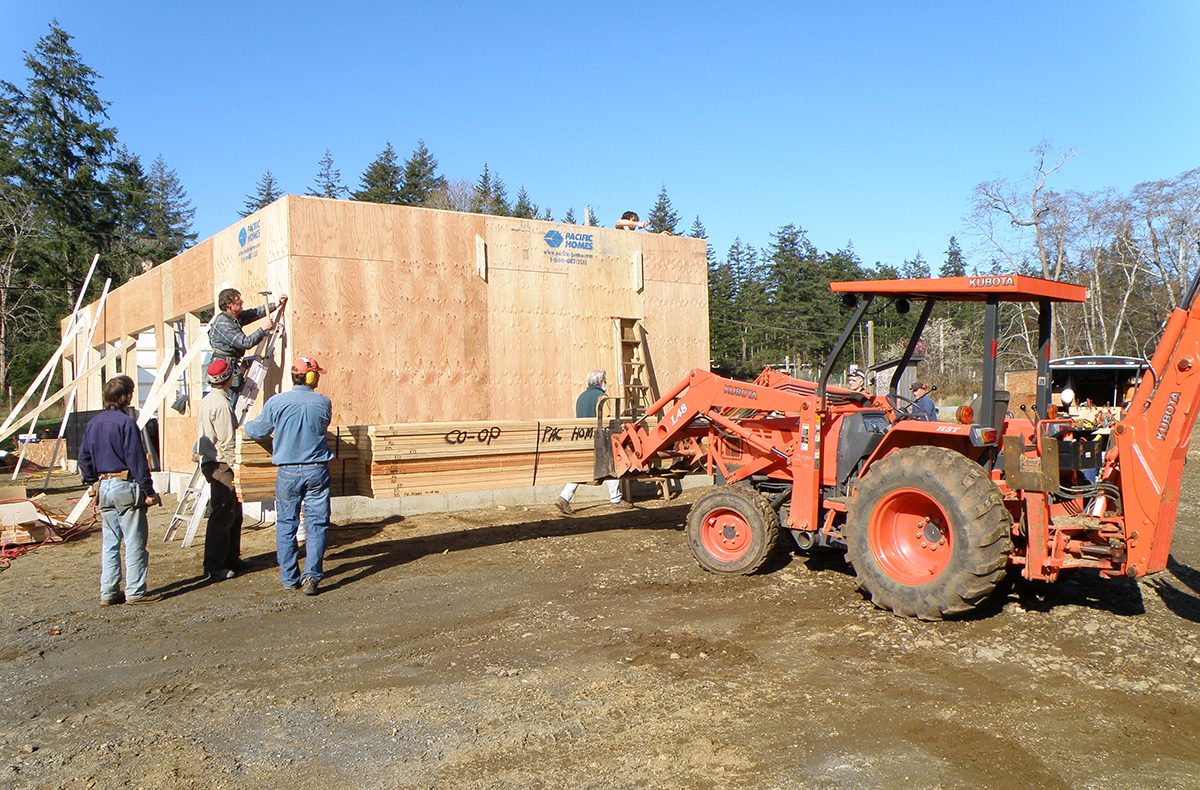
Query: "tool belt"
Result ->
[[98, 470, 130, 480]]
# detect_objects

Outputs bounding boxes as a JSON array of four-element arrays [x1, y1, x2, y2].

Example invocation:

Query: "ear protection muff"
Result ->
[[305, 370, 318, 386]]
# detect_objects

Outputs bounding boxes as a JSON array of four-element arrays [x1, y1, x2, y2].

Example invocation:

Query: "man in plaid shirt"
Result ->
[[208, 288, 287, 395]]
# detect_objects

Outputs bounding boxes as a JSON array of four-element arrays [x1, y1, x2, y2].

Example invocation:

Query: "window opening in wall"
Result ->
[[135, 328, 157, 408]]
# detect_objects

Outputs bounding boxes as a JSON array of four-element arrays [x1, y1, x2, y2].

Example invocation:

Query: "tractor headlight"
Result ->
[[969, 426, 999, 447]]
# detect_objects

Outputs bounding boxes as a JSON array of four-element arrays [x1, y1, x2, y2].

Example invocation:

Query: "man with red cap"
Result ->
[[197, 358, 248, 581], [243, 355, 334, 596]]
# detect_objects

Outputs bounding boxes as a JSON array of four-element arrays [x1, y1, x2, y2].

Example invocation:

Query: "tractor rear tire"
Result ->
[[846, 446, 1012, 620], [686, 486, 780, 575]]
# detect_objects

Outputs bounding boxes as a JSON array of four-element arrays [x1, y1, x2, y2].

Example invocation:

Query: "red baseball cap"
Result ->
[[291, 355, 327, 375], [207, 358, 233, 383]]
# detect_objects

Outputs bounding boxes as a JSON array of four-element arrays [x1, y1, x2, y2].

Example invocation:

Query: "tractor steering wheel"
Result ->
[[887, 393, 929, 421]]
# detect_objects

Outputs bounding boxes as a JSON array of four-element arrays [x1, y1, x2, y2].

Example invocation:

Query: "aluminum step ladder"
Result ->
[[162, 463, 210, 546]]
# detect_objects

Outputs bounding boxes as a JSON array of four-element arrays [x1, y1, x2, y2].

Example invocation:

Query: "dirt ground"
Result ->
[[4, 448, 1200, 790]]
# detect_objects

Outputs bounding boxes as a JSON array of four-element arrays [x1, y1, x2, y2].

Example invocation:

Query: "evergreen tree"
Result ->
[[539, 207, 553, 222], [563, 207, 577, 224], [353, 142, 403, 204], [144, 153, 196, 259], [689, 214, 716, 266], [398, 139, 446, 206], [307, 148, 348, 199], [512, 186, 537, 219], [1, 19, 118, 303], [241, 170, 282, 216], [585, 206, 599, 226], [105, 145, 152, 275], [470, 164, 510, 215], [646, 185, 680, 234], [727, 238, 767, 375], [940, 235, 966, 277], [764, 224, 822, 366], [902, 252, 931, 279]]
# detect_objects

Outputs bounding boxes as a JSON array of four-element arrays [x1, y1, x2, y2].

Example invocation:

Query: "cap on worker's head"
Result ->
[[911, 380, 925, 392], [207, 358, 233, 384], [291, 355, 327, 375]]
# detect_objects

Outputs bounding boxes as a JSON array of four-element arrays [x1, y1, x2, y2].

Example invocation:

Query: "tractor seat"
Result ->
[[969, 389, 1011, 433]]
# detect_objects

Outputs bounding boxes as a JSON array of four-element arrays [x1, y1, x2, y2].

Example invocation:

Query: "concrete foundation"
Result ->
[[161, 470, 713, 525]]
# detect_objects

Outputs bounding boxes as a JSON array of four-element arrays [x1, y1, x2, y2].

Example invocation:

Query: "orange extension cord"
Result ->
[[0, 496, 97, 571]]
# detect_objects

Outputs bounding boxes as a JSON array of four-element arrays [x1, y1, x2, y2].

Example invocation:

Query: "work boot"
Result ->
[[100, 591, 125, 606], [126, 593, 162, 605], [228, 558, 253, 572], [555, 497, 574, 516], [205, 568, 236, 582], [301, 576, 318, 596], [610, 500, 635, 510]]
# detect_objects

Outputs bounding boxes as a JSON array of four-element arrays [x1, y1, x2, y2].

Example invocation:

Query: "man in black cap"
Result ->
[[911, 381, 938, 421]]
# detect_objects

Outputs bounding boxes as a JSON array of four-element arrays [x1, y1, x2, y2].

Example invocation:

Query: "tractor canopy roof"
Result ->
[[830, 274, 1087, 303]]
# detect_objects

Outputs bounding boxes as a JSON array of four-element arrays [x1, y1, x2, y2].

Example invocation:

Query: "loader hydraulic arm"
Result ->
[[606, 368, 814, 478]]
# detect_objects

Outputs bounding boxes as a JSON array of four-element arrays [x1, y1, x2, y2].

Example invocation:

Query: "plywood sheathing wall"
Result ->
[[285, 197, 709, 427], [287, 198, 490, 426], [61, 196, 709, 475]]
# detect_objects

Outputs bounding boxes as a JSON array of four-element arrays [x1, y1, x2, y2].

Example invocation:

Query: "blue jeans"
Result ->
[[97, 479, 149, 599], [276, 463, 331, 586]]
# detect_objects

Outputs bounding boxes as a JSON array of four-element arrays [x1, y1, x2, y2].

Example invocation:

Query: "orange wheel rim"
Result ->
[[868, 488, 952, 584], [700, 507, 752, 562]]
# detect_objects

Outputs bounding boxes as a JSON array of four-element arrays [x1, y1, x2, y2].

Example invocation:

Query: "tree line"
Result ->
[[3, 21, 1198, 408]]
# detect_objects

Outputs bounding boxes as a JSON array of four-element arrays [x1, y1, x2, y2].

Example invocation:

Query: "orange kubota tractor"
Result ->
[[595, 274, 1200, 619]]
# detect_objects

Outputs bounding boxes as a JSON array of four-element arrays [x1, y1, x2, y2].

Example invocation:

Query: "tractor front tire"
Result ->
[[686, 486, 780, 575], [846, 446, 1012, 620]]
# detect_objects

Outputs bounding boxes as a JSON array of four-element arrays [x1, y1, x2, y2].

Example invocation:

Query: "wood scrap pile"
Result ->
[[0, 498, 67, 547]]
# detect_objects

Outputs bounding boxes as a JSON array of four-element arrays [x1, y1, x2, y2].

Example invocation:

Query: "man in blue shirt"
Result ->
[[78, 375, 162, 605], [911, 381, 938, 421], [243, 355, 333, 596]]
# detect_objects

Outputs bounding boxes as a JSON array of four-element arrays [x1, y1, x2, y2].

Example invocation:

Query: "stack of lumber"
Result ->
[[351, 418, 599, 498], [231, 417, 638, 502], [234, 426, 362, 501]]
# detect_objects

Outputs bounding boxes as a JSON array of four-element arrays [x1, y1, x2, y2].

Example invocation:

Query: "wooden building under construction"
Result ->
[[60, 196, 710, 499]]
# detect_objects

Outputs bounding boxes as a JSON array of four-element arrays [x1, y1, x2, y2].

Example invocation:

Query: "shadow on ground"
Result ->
[[318, 504, 690, 593]]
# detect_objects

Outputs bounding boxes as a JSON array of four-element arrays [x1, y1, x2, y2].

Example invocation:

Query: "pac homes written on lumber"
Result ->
[[59, 196, 710, 511]]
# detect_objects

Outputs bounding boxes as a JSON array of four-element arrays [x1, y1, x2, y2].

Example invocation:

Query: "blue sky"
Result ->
[[3, 1, 1198, 271]]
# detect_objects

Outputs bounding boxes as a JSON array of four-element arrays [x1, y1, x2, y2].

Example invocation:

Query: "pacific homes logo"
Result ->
[[543, 229, 594, 250]]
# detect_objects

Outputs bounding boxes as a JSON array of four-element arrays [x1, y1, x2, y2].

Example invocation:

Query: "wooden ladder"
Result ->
[[163, 302, 287, 547], [612, 318, 659, 419]]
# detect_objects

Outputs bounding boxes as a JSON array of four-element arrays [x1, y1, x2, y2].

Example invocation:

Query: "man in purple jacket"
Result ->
[[78, 375, 162, 605]]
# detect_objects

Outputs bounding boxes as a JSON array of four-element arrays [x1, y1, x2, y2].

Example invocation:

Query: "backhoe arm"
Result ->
[[1112, 271, 1200, 575]]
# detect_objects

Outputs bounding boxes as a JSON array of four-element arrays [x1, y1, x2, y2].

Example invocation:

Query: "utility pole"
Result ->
[[866, 320, 875, 369], [939, 322, 945, 374]]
